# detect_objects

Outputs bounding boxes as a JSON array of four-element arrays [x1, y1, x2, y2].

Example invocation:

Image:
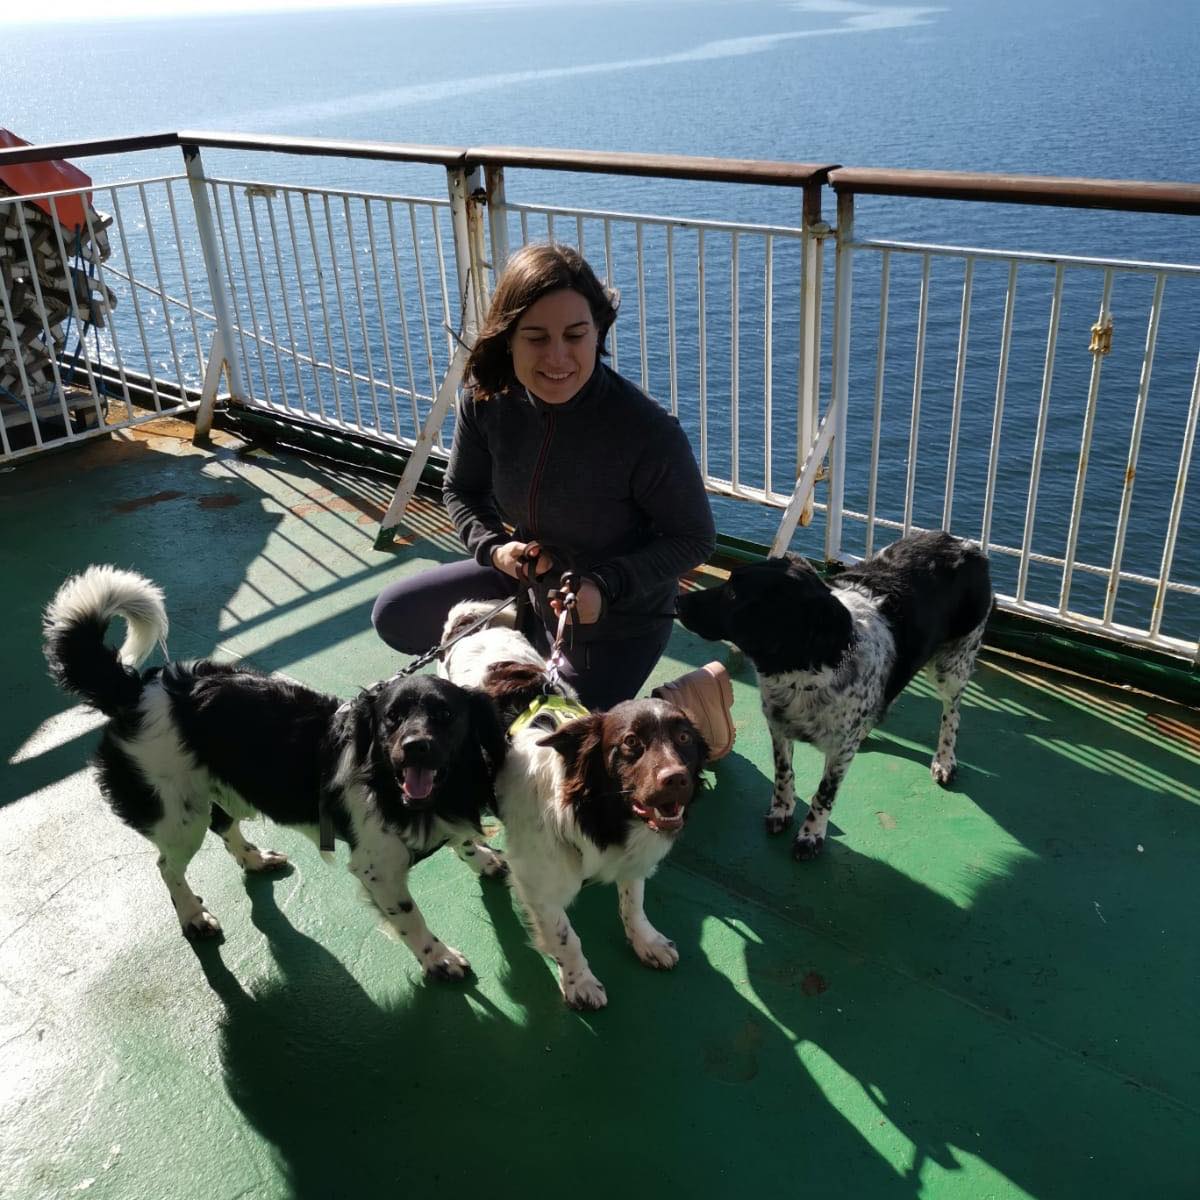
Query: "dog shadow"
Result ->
[[194, 870, 919, 1199]]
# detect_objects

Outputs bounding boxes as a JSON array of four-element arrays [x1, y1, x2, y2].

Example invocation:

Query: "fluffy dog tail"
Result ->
[[43, 565, 169, 716]]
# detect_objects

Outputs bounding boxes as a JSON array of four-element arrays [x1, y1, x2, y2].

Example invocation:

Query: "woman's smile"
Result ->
[[510, 287, 599, 404]]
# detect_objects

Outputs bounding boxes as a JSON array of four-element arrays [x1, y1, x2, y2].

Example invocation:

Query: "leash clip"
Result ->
[[544, 570, 581, 690]]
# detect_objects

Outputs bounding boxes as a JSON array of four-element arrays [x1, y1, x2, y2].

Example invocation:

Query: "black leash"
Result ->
[[396, 592, 519, 677], [543, 570, 581, 690], [395, 559, 681, 684]]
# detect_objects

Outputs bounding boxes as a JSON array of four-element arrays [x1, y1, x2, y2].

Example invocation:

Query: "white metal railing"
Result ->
[[774, 197, 1200, 661], [203, 176, 457, 444], [493, 197, 818, 509], [0, 173, 208, 454], [0, 135, 1196, 664]]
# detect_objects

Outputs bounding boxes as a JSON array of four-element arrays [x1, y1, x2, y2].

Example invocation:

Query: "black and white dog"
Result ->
[[676, 531, 993, 861], [43, 565, 507, 978], [439, 600, 708, 1009]]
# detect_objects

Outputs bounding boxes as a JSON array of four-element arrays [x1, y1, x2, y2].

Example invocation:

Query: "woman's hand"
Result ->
[[549, 578, 603, 625], [491, 540, 554, 580]]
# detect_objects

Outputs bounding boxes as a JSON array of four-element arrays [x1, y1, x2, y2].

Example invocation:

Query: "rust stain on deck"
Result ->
[[801, 971, 830, 997], [1145, 711, 1200, 753], [113, 489, 184, 513], [702, 1019, 762, 1084], [197, 492, 242, 509], [290, 490, 385, 524]]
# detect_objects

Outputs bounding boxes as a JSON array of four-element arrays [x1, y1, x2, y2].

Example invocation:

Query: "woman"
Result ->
[[371, 242, 733, 756]]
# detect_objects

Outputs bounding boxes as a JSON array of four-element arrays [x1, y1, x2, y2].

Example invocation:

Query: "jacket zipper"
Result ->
[[527, 411, 555, 539]]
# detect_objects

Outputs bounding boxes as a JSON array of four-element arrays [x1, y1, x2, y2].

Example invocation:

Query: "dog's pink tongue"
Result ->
[[403, 766, 434, 800]]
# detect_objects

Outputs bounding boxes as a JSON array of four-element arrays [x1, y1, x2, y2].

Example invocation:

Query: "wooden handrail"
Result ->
[[829, 166, 1200, 216], [2, 133, 1199, 214]]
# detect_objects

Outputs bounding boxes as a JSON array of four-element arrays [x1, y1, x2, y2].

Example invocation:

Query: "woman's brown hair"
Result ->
[[465, 243, 619, 401]]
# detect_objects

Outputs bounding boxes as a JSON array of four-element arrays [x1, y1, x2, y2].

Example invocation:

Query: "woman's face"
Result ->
[[509, 288, 599, 405]]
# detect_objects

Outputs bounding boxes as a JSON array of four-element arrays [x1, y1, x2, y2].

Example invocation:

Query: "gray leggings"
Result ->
[[371, 557, 673, 711]]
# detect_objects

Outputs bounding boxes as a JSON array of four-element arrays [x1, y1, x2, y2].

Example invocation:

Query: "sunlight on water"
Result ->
[[234, 1, 946, 131]]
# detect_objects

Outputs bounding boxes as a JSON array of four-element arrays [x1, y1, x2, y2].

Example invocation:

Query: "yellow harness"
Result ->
[[507, 694, 590, 738]]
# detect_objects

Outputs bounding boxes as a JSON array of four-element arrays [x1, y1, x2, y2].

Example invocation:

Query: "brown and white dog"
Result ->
[[439, 600, 708, 1009]]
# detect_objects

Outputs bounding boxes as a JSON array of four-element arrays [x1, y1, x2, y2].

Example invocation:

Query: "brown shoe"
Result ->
[[652, 661, 735, 763]]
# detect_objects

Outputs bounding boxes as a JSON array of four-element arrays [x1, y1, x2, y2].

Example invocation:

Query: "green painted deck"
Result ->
[[2, 419, 1198, 1200]]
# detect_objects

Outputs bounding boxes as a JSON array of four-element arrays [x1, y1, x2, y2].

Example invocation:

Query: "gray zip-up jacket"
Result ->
[[442, 363, 716, 642]]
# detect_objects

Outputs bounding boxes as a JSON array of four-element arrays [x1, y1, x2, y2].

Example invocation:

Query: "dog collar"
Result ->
[[507, 694, 589, 738]]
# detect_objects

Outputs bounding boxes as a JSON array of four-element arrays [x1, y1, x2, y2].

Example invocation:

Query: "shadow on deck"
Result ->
[[1, 421, 1197, 1199]]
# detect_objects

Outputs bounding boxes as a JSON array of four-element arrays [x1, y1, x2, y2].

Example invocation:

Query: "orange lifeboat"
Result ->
[[0, 129, 93, 233]]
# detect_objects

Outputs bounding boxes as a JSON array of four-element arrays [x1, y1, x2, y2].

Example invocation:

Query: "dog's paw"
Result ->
[[931, 756, 957, 787], [457, 839, 509, 879], [561, 969, 608, 1010], [630, 931, 679, 970], [422, 942, 471, 981], [764, 806, 794, 835], [791, 832, 825, 861], [477, 846, 509, 879], [243, 848, 289, 872], [182, 904, 223, 939]]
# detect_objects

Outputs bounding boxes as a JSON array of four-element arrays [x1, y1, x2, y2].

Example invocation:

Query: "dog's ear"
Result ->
[[771, 570, 852, 669], [344, 687, 379, 762], [777, 552, 822, 581], [468, 688, 507, 774], [538, 714, 608, 811], [342, 687, 407, 806], [483, 661, 544, 702], [724, 563, 849, 672], [536, 712, 602, 759]]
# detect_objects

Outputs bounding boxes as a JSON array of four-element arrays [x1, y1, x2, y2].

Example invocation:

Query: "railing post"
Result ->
[[825, 189, 854, 561], [181, 143, 246, 436], [374, 163, 489, 545], [447, 163, 489, 341], [798, 182, 824, 519], [771, 181, 832, 556], [486, 164, 510, 280]]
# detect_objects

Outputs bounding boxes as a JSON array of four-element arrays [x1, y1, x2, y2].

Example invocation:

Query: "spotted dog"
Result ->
[[676, 530, 993, 860], [438, 599, 708, 1009], [43, 565, 506, 978]]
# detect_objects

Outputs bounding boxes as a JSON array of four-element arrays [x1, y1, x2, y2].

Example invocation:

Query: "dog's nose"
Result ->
[[656, 765, 689, 791], [401, 736, 432, 760]]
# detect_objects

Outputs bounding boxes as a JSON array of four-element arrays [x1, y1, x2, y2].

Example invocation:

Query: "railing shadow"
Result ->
[[2, 431, 441, 813], [194, 870, 921, 1199]]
